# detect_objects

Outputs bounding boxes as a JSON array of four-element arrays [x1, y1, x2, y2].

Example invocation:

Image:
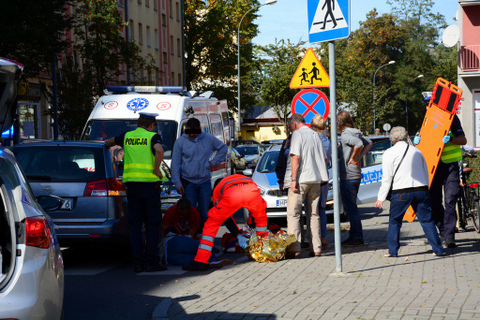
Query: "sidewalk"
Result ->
[[157, 203, 480, 319]]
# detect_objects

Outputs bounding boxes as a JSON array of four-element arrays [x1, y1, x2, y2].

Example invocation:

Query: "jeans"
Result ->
[[185, 180, 212, 223], [318, 183, 329, 237], [340, 179, 362, 240], [388, 190, 444, 256], [165, 235, 216, 266]]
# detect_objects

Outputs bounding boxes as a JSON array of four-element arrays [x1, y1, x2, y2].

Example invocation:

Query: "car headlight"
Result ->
[[258, 186, 266, 195]]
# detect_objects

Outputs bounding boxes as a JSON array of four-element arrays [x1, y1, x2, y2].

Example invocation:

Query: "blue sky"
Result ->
[[253, 0, 460, 46]]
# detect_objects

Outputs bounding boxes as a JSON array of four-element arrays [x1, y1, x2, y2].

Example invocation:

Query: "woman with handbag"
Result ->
[[375, 126, 444, 257]]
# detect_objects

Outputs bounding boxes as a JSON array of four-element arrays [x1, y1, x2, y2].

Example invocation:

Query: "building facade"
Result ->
[[458, 0, 480, 147], [242, 106, 287, 143]]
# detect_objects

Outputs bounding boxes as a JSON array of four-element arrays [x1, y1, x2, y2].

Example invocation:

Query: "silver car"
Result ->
[[0, 148, 64, 320], [10, 141, 130, 243], [235, 144, 265, 169]]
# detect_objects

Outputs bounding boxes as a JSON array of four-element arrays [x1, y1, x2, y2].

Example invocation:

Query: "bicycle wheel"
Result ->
[[468, 194, 480, 233]]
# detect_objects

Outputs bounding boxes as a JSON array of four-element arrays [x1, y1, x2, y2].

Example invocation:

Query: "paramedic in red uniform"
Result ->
[[183, 174, 268, 271]]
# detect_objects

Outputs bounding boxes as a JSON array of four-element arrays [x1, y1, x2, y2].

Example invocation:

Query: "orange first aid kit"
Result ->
[[404, 78, 463, 222]]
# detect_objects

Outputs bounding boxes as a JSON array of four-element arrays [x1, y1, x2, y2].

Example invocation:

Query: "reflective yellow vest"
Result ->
[[123, 127, 161, 183], [441, 132, 462, 163]]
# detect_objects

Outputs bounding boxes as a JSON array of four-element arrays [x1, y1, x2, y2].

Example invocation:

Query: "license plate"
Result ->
[[60, 198, 73, 210], [276, 199, 287, 207]]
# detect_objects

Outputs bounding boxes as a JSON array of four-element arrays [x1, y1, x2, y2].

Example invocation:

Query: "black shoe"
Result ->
[[301, 242, 310, 249], [145, 263, 167, 272], [446, 239, 457, 248], [134, 262, 144, 273], [341, 237, 352, 245], [182, 261, 209, 271], [342, 239, 365, 247]]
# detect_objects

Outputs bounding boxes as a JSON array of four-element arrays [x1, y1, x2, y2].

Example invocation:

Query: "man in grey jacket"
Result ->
[[337, 111, 372, 246], [171, 118, 228, 225]]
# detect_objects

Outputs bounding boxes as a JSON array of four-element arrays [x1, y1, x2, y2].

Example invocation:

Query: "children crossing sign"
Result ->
[[290, 48, 330, 89], [308, 0, 350, 43]]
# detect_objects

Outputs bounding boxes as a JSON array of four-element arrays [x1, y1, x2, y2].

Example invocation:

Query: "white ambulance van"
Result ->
[[81, 86, 231, 193]]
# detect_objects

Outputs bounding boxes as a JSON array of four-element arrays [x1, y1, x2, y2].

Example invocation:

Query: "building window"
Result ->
[[176, 2, 180, 21], [169, 0, 173, 18], [118, 0, 124, 7], [148, 70, 152, 84], [177, 38, 181, 57], [146, 26, 151, 47], [170, 36, 174, 55], [138, 23, 143, 44], [178, 74, 182, 86], [171, 72, 175, 85], [163, 51, 168, 65], [130, 20, 134, 40], [138, 0, 142, 4], [145, 0, 149, 7], [154, 0, 157, 11], [154, 29, 159, 50], [162, 13, 167, 27]]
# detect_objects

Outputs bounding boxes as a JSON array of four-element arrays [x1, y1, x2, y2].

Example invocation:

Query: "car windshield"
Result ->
[[236, 146, 259, 156], [256, 151, 279, 173], [361, 140, 392, 168], [82, 120, 177, 159], [11, 146, 106, 182]]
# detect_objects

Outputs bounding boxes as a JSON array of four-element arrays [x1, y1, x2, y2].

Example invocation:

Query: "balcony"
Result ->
[[460, 45, 480, 72]]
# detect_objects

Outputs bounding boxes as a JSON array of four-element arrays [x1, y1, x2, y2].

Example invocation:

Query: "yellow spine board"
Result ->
[[404, 78, 462, 222]]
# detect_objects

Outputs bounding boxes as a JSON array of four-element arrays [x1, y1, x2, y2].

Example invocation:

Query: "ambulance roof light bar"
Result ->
[[106, 86, 186, 94]]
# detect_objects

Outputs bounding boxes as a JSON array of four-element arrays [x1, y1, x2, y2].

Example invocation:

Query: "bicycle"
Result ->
[[456, 153, 480, 233]]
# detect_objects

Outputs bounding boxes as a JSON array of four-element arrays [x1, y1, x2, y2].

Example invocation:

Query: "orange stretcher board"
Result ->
[[404, 78, 462, 222]]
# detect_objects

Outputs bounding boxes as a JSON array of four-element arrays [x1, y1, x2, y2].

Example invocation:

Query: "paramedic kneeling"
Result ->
[[183, 174, 268, 271]]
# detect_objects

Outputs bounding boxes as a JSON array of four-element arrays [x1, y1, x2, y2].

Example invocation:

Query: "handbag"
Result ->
[[386, 144, 409, 201]]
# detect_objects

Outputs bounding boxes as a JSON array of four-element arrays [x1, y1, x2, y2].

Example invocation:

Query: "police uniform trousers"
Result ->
[[126, 182, 162, 265], [429, 160, 461, 241], [194, 181, 268, 264]]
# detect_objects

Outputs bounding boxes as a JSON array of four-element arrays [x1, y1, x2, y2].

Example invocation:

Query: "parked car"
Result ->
[[230, 147, 247, 174], [0, 147, 64, 320], [244, 138, 393, 219], [10, 140, 130, 243], [235, 144, 265, 169]]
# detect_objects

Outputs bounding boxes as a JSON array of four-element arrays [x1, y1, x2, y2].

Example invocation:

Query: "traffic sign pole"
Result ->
[[329, 41, 342, 273]]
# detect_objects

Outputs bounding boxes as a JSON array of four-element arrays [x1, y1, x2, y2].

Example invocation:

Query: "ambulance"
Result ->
[[80, 86, 232, 203]]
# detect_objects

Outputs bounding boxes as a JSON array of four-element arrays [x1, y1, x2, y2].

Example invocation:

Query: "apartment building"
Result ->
[[458, 0, 480, 147], [119, 0, 183, 86]]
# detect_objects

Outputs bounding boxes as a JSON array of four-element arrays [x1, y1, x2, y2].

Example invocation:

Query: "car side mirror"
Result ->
[[243, 169, 253, 176], [37, 195, 63, 212]]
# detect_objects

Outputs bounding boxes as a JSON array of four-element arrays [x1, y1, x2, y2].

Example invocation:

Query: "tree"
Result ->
[[252, 40, 307, 131], [334, 1, 452, 135], [184, 0, 261, 113], [73, 0, 152, 96], [0, 0, 72, 77]]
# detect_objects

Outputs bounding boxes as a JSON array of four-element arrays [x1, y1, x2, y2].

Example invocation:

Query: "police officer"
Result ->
[[105, 112, 167, 273], [183, 174, 268, 271]]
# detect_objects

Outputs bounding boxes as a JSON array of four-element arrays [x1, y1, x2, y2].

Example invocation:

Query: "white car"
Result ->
[[245, 138, 392, 218], [245, 145, 335, 218]]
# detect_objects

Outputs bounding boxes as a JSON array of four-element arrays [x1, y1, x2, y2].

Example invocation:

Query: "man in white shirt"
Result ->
[[375, 126, 444, 257], [287, 113, 329, 257]]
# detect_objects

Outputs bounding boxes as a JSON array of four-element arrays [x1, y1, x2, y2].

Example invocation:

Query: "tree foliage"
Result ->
[[334, 0, 453, 135], [251, 40, 307, 131], [0, 0, 72, 77], [184, 0, 261, 112], [74, 0, 151, 96]]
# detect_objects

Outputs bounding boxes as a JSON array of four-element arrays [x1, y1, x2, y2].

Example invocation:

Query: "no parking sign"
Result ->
[[291, 89, 330, 124]]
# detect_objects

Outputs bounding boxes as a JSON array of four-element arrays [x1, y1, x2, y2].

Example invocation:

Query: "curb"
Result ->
[[151, 297, 172, 320]]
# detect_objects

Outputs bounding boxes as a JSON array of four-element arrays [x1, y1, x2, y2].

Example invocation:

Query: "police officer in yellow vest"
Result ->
[[430, 115, 466, 249], [106, 112, 167, 273]]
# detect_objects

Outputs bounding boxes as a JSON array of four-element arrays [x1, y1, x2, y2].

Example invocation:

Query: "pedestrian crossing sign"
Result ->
[[290, 48, 330, 89], [308, 0, 350, 43]]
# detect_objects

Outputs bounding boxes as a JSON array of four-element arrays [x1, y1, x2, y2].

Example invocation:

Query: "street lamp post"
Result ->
[[237, 0, 277, 143], [372, 60, 395, 134], [406, 74, 424, 132]]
